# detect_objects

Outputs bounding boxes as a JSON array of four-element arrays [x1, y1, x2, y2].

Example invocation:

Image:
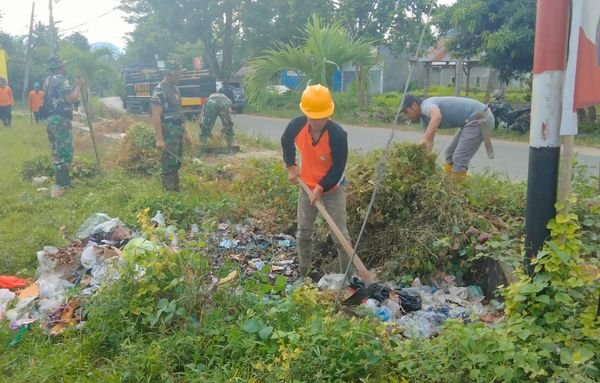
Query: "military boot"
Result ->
[[225, 134, 234, 149], [452, 171, 468, 181], [161, 173, 180, 192], [55, 167, 71, 188], [297, 238, 313, 278], [443, 162, 453, 175]]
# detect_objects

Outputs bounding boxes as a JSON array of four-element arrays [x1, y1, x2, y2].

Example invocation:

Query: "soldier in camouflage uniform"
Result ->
[[151, 60, 190, 192], [44, 56, 83, 189], [199, 92, 234, 148]]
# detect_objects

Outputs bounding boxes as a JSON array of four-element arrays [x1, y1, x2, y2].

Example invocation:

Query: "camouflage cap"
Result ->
[[47, 56, 65, 70], [163, 60, 181, 74], [33, 82, 41, 88]]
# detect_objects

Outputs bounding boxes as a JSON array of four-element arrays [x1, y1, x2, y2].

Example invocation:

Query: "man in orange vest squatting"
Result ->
[[29, 82, 45, 123], [281, 84, 351, 278]]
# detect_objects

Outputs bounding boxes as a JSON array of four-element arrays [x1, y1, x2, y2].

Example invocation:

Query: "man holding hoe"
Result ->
[[281, 84, 353, 279]]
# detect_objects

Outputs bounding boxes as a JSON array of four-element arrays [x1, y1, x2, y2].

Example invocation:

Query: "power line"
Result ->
[[58, 6, 119, 33]]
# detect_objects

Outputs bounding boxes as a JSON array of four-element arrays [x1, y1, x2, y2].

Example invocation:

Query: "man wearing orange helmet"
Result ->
[[281, 84, 350, 278]]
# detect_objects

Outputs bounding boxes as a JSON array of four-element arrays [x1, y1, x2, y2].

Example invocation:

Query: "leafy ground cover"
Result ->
[[0, 108, 598, 382]]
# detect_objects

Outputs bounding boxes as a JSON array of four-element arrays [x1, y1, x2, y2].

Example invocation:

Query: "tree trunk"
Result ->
[[454, 59, 463, 96], [221, 4, 233, 81], [424, 63, 430, 97], [199, 29, 221, 79], [484, 68, 497, 103], [356, 65, 366, 109], [465, 64, 471, 97]]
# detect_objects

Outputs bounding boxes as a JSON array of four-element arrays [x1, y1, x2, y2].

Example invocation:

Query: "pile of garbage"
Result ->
[[318, 273, 504, 338], [0, 212, 299, 338], [0, 213, 133, 336], [211, 222, 298, 279]]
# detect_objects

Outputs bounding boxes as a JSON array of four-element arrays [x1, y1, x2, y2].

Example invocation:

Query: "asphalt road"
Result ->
[[101, 97, 600, 180]]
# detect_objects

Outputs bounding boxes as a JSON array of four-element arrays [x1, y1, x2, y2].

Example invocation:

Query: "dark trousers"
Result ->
[[0, 106, 11, 127]]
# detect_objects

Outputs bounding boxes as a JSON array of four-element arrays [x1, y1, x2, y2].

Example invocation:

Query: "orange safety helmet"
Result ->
[[299, 84, 334, 119]]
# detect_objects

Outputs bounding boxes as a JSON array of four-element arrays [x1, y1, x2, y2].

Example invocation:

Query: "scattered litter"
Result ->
[[32, 176, 49, 185], [0, 276, 28, 289], [211, 222, 298, 279], [17, 283, 39, 301], [217, 270, 238, 286], [0, 289, 16, 319], [317, 274, 349, 291], [219, 239, 239, 249], [151, 211, 166, 227], [76, 213, 131, 244], [323, 274, 502, 338]]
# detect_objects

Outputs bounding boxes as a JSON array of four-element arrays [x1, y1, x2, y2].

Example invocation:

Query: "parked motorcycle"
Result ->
[[489, 96, 531, 134]]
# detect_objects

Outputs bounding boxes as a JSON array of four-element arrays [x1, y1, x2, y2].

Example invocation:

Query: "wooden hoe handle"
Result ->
[[298, 179, 376, 281]]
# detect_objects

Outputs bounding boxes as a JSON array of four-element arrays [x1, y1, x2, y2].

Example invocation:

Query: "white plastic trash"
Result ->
[[317, 274, 349, 290]]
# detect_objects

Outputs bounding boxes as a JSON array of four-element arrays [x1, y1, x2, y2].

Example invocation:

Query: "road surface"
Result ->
[[101, 97, 600, 180]]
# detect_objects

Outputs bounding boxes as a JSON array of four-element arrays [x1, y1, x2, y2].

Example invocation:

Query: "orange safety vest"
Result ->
[[29, 90, 44, 112]]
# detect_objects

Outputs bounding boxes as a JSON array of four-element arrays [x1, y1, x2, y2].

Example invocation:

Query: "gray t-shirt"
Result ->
[[421, 96, 487, 129]]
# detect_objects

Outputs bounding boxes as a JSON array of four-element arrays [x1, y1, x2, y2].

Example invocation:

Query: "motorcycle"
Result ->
[[489, 96, 531, 134]]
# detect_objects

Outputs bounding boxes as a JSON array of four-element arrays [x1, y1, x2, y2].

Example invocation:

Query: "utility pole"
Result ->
[[48, 0, 57, 57], [22, 2, 36, 103], [524, 0, 570, 275]]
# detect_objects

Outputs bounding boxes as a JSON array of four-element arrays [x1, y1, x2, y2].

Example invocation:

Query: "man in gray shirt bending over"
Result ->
[[402, 94, 494, 178]]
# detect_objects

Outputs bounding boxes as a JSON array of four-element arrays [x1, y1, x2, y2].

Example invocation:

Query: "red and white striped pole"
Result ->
[[525, 0, 570, 274]]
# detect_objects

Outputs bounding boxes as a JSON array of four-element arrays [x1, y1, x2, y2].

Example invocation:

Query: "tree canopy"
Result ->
[[119, 0, 431, 79], [436, 0, 536, 81]]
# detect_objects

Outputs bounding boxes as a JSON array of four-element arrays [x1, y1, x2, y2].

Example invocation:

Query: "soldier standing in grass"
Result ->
[[152, 60, 190, 192], [199, 92, 234, 149], [29, 82, 44, 123], [0, 77, 14, 127], [402, 94, 495, 179], [281, 84, 351, 278], [44, 56, 83, 189]]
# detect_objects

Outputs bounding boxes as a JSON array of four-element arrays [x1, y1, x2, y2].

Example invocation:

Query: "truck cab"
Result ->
[[122, 64, 216, 117]]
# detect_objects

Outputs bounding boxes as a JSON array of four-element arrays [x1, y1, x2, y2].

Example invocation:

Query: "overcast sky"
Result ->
[[0, 0, 133, 48], [0, 0, 457, 49]]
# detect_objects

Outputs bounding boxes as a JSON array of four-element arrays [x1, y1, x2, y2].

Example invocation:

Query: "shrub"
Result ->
[[21, 155, 98, 181], [113, 122, 159, 175]]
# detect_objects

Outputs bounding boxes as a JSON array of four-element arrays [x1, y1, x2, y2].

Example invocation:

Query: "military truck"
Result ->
[[122, 64, 216, 116]]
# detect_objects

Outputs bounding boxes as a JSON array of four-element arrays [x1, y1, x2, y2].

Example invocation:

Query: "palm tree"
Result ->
[[246, 16, 378, 109], [61, 47, 117, 96]]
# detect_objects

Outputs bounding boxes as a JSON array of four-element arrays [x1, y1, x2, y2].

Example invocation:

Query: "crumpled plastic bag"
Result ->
[[80, 245, 103, 269], [317, 274, 348, 290], [0, 289, 16, 318], [38, 274, 73, 300], [397, 310, 449, 338], [397, 289, 422, 312], [76, 213, 113, 239], [76, 213, 130, 243], [37, 246, 59, 276]]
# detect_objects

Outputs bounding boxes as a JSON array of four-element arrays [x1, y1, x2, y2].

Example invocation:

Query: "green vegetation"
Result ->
[[246, 16, 378, 108], [0, 109, 598, 382]]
